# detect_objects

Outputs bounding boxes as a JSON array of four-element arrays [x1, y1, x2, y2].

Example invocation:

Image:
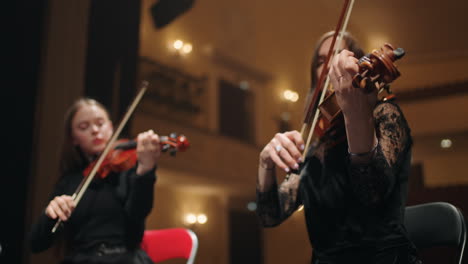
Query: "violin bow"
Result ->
[[300, 0, 355, 161], [52, 81, 148, 233]]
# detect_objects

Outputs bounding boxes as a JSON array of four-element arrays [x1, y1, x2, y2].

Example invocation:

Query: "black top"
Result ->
[[257, 101, 421, 263], [30, 165, 156, 264]]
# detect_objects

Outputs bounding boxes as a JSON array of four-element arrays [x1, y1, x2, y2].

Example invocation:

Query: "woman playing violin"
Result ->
[[256, 31, 421, 264], [30, 98, 158, 264]]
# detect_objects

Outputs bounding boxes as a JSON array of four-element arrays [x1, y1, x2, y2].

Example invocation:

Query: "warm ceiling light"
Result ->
[[185, 213, 197, 224], [440, 139, 452, 149], [182, 43, 193, 54], [283, 90, 299, 102], [173, 40, 184, 50], [197, 214, 207, 224], [283, 90, 293, 100], [290, 92, 299, 102]]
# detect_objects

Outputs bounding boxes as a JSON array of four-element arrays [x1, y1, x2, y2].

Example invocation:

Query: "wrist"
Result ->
[[136, 164, 156, 175], [344, 112, 376, 152]]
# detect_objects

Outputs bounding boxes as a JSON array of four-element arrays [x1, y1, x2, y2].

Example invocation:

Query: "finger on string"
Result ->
[[344, 56, 359, 75], [339, 49, 354, 57], [151, 134, 160, 145], [136, 133, 144, 149], [141, 132, 151, 146]]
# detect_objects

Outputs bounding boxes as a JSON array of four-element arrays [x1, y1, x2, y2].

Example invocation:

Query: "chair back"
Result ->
[[405, 202, 466, 264], [141, 228, 198, 264]]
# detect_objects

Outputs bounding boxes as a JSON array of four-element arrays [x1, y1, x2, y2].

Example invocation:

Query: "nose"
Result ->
[[91, 124, 99, 134]]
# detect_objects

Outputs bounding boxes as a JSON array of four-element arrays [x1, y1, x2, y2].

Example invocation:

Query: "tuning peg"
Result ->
[[162, 144, 170, 152], [170, 149, 177, 156], [393, 48, 405, 60]]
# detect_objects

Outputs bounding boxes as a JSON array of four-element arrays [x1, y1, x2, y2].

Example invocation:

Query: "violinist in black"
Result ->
[[256, 31, 421, 264], [30, 98, 159, 264]]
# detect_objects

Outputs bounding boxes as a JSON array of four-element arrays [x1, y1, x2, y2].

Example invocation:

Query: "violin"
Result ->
[[318, 43, 405, 126], [303, 43, 405, 148], [83, 133, 190, 179]]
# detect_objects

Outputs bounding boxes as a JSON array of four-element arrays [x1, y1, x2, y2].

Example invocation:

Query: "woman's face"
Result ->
[[315, 36, 347, 82], [71, 104, 113, 157]]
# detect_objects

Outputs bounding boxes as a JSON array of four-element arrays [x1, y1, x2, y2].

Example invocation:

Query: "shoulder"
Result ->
[[373, 98, 413, 142]]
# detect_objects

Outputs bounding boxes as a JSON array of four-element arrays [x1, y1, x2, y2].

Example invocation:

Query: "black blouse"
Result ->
[[257, 101, 421, 263], [30, 165, 156, 263]]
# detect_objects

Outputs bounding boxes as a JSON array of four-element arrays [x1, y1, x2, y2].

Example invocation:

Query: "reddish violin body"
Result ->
[[83, 134, 190, 179]]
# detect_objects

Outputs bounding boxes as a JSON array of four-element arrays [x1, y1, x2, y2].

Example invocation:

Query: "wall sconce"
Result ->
[[297, 205, 304, 212], [184, 213, 207, 227], [440, 138, 452, 149], [283, 89, 299, 102], [172, 39, 193, 56]]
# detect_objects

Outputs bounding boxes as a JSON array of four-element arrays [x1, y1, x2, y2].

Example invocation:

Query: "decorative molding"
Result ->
[[209, 49, 273, 84], [138, 56, 206, 115], [396, 80, 468, 103], [400, 49, 468, 66]]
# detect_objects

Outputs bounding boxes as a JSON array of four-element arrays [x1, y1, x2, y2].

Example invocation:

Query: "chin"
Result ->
[[94, 147, 105, 154]]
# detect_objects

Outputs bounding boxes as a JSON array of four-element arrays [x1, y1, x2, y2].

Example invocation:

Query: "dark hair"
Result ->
[[59, 98, 110, 174], [310, 31, 364, 91]]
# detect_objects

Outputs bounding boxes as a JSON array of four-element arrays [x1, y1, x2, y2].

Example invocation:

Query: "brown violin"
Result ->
[[315, 43, 405, 136]]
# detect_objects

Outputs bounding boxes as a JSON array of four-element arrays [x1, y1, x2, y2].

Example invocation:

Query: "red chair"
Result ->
[[141, 228, 198, 264]]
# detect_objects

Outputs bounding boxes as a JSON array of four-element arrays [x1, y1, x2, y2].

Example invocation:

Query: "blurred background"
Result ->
[[6, 0, 468, 263]]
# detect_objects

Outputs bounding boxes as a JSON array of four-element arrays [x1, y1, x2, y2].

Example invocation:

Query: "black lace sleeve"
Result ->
[[348, 101, 412, 207], [256, 173, 302, 227]]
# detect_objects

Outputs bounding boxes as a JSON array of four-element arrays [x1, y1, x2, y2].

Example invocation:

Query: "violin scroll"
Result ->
[[161, 133, 190, 156], [318, 43, 406, 128], [352, 43, 405, 93]]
